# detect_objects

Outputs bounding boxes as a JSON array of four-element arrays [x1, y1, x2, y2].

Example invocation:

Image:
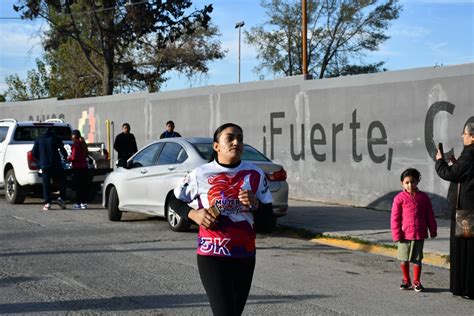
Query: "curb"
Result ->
[[311, 236, 450, 269]]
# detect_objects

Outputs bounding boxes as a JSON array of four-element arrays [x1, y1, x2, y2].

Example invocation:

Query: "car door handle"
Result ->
[[141, 169, 148, 174], [168, 166, 176, 171]]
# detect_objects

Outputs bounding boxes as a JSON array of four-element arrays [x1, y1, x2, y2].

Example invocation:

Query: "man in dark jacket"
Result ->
[[114, 123, 138, 161], [32, 127, 68, 211]]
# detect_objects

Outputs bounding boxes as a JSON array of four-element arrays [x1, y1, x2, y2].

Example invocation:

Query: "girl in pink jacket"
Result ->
[[391, 168, 437, 292]]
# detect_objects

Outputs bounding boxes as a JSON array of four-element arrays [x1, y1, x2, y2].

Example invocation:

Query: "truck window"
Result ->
[[14, 126, 72, 142], [0, 127, 8, 143]]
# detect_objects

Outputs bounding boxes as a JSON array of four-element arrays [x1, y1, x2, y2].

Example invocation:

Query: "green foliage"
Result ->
[[245, 0, 402, 79], [327, 61, 387, 77], [5, 59, 53, 101], [44, 39, 102, 99], [14, 0, 225, 96]]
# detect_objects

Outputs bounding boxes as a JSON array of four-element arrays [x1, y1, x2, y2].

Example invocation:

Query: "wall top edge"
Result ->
[[2, 63, 472, 106], [301, 63, 473, 90]]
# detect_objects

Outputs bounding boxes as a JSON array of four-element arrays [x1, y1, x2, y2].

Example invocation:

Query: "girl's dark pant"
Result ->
[[72, 168, 89, 204]]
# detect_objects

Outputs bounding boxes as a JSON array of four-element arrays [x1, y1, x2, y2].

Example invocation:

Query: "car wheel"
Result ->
[[107, 186, 122, 221], [166, 196, 191, 232], [5, 169, 26, 204]]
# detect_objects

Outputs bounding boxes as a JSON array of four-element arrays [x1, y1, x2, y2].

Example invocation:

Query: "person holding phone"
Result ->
[[438, 143, 444, 158], [169, 123, 273, 315], [435, 122, 474, 299]]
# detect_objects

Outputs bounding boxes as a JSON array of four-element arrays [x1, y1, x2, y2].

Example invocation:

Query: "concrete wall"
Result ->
[[1, 63, 473, 215]]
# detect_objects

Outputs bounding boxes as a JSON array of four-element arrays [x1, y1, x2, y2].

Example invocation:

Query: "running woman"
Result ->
[[169, 123, 273, 315]]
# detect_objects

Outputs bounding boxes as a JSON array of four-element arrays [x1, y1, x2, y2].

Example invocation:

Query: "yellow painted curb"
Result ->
[[311, 237, 450, 269]]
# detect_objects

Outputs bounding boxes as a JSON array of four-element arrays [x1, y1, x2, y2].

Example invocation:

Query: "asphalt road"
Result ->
[[0, 197, 472, 315]]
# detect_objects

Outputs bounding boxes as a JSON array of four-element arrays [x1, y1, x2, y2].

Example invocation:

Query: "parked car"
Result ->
[[102, 137, 288, 232], [0, 118, 112, 203]]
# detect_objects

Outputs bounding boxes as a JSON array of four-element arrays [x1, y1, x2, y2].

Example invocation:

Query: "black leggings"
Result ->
[[197, 255, 256, 316]]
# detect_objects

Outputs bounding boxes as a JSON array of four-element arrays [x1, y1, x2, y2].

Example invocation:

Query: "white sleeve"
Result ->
[[256, 169, 273, 204], [173, 169, 199, 204]]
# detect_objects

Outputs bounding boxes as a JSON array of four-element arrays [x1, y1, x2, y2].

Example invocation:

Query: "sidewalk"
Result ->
[[278, 199, 451, 269]]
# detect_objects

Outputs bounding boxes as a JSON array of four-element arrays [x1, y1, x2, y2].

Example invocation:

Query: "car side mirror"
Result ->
[[116, 158, 127, 168]]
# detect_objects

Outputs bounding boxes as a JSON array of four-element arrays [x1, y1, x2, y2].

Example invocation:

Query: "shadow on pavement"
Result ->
[[0, 293, 329, 314]]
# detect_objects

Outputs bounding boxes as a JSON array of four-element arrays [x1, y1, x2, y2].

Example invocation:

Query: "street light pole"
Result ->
[[235, 21, 245, 83]]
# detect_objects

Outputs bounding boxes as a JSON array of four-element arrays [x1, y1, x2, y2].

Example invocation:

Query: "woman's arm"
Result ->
[[168, 192, 192, 218], [253, 202, 274, 233], [435, 149, 472, 183], [168, 192, 217, 229]]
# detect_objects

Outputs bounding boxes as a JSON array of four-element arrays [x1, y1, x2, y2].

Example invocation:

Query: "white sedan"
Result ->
[[102, 137, 288, 232]]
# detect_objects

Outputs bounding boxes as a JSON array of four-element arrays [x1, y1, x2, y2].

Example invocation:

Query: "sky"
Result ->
[[0, 0, 473, 95]]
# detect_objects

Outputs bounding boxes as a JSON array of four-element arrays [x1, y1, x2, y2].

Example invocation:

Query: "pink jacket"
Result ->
[[390, 190, 437, 242]]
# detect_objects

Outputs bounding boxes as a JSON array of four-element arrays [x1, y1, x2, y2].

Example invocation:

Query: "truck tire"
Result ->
[[5, 169, 26, 204], [166, 194, 191, 232], [107, 186, 122, 221]]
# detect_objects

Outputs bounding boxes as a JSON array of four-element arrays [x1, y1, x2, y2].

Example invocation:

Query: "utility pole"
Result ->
[[235, 21, 245, 83], [302, 0, 308, 78]]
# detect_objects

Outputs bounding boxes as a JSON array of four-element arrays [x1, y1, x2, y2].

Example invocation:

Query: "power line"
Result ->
[[0, 0, 150, 20]]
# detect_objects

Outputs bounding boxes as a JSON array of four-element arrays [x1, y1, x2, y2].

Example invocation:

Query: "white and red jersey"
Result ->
[[174, 160, 272, 258]]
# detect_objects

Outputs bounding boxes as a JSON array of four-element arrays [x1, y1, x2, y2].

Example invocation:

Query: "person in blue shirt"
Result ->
[[159, 120, 181, 139], [32, 127, 68, 211]]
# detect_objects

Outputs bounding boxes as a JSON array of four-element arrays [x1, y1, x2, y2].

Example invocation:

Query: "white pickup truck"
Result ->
[[0, 118, 112, 204]]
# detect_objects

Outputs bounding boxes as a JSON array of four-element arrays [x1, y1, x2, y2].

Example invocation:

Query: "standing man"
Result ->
[[32, 127, 68, 211], [114, 123, 138, 161], [160, 120, 181, 138]]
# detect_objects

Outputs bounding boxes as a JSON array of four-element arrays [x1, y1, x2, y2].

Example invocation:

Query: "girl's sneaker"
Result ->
[[413, 281, 424, 292], [42, 203, 51, 211], [400, 280, 412, 290], [73, 203, 82, 209], [80, 203, 87, 209]]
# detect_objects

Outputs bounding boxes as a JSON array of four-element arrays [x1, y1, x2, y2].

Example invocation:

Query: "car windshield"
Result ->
[[192, 143, 270, 162], [14, 126, 72, 141]]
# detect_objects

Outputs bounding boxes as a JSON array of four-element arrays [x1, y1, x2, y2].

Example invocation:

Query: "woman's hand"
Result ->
[[188, 208, 218, 229], [447, 155, 457, 165], [435, 149, 444, 161], [238, 189, 259, 209]]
